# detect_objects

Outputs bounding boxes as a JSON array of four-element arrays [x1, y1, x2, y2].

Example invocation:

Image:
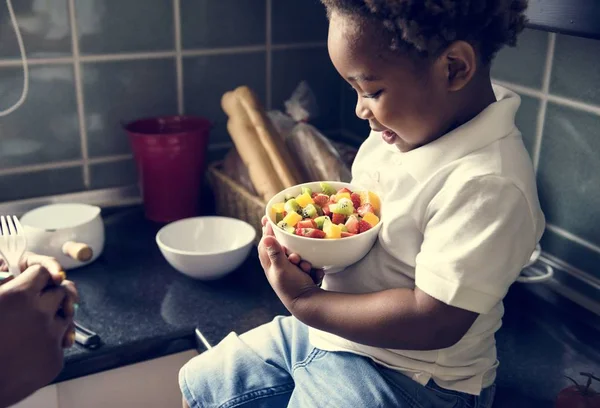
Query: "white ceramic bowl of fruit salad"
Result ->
[[265, 181, 382, 271]]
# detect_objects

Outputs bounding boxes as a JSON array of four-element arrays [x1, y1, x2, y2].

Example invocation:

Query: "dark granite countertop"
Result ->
[[56, 206, 599, 407]]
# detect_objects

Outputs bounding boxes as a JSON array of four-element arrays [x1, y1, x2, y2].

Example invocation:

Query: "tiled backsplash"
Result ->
[[342, 28, 600, 296], [2, 3, 599, 304], [0, 0, 334, 199]]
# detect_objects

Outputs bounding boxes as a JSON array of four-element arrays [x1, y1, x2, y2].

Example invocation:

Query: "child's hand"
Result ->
[[259, 217, 324, 311]]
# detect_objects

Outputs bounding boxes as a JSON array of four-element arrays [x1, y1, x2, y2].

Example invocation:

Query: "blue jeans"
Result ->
[[179, 316, 496, 408]]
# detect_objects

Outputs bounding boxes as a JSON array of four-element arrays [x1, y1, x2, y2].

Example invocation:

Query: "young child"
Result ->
[[179, 1, 544, 407]]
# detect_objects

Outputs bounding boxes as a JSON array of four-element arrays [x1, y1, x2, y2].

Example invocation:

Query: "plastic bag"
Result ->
[[268, 81, 352, 183]]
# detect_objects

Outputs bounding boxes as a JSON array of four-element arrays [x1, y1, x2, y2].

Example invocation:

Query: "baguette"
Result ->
[[234, 87, 304, 187], [221, 90, 283, 201]]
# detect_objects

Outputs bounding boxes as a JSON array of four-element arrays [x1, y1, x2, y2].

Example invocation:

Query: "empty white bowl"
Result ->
[[156, 216, 256, 280], [266, 181, 383, 271]]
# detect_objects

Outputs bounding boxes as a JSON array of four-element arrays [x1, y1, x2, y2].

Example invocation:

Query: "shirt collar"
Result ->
[[392, 85, 521, 183]]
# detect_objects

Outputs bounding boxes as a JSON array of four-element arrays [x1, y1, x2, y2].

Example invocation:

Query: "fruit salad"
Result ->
[[270, 182, 381, 239]]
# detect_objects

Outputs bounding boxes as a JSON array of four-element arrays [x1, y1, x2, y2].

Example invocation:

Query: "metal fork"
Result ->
[[0, 215, 27, 277]]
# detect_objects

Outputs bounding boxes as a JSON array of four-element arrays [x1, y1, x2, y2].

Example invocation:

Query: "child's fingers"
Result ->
[[288, 253, 301, 265], [261, 216, 268, 227], [299, 261, 312, 274], [310, 268, 325, 286], [265, 222, 275, 237]]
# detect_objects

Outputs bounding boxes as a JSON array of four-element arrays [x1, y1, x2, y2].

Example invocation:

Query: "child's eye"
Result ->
[[362, 90, 383, 99]]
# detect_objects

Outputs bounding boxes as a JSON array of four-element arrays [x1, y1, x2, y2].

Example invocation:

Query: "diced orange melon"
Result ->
[[362, 212, 379, 227], [272, 202, 285, 213], [295, 192, 314, 208], [323, 219, 342, 239], [335, 192, 351, 201], [282, 212, 303, 227], [358, 191, 381, 213]]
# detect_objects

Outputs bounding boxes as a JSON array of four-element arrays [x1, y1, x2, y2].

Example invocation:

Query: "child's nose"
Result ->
[[355, 97, 372, 120]]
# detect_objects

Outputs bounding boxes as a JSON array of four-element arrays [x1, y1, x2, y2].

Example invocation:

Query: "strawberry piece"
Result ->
[[357, 203, 376, 217], [329, 195, 338, 204], [332, 213, 345, 224], [337, 187, 352, 194], [296, 228, 326, 238], [350, 193, 361, 210], [313, 193, 330, 207], [297, 219, 317, 229], [345, 215, 359, 234], [341, 231, 357, 238], [322, 203, 331, 216], [358, 220, 372, 233], [311, 192, 319, 199]]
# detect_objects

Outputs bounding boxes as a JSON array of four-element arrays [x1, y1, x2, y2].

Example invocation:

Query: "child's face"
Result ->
[[328, 13, 455, 152]]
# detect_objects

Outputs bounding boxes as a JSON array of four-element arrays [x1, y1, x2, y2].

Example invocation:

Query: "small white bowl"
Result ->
[[156, 216, 256, 280], [266, 181, 382, 271]]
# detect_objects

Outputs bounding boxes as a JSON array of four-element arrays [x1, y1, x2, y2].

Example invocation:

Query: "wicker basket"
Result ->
[[207, 142, 359, 245]]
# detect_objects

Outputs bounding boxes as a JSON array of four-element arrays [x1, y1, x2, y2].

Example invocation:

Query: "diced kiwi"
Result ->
[[340, 225, 348, 232], [302, 204, 318, 219], [277, 220, 295, 234], [284, 199, 301, 214], [284, 193, 295, 202], [301, 187, 312, 196], [330, 197, 354, 216], [320, 182, 336, 196], [314, 216, 329, 229], [314, 204, 324, 216], [275, 212, 284, 223]]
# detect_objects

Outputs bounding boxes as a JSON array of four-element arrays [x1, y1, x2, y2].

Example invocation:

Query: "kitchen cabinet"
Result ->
[[10, 350, 197, 408], [9, 386, 58, 408], [57, 350, 197, 408]]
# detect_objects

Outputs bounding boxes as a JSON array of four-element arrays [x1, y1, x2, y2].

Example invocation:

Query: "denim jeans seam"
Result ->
[[377, 370, 423, 408], [220, 383, 295, 408], [424, 383, 473, 408]]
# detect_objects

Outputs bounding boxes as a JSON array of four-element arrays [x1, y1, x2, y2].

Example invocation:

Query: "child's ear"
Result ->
[[438, 41, 477, 92]]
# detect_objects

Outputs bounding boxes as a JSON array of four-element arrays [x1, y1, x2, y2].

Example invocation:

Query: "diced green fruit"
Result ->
[[275, 212, 284, 223], [277, 220, 295, 234], [302, 204, 318, 219], [284, 194, 295, 202], [320, 182, 336, 196], [314, 204, 324, 216], [315, 216, 329, 229], [330, 198, 354, 216], [301, 187, 312, 196], [284, 199, 301, 214], [340, 225, 348, 232]]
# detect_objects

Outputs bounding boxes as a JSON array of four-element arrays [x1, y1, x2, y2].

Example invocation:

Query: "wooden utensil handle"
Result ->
[[62, 241, 93, 262]]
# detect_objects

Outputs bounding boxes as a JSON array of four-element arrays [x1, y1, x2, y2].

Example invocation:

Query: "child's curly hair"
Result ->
[[321, 0, 528, 64]]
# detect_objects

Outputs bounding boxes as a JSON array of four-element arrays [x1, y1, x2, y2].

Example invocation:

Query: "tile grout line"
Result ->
[[265, 0, 272, 110], [181, 45, 266, 57], [0, 154, 134, 177], [0, 43, 327, 68], [173, 0, 184, 114], [0, 160, 84, 176], [532, 32, 555, 172], [68, 0, 90, 188], [271, 42, 327, 50], [546, 223, 600, 257]]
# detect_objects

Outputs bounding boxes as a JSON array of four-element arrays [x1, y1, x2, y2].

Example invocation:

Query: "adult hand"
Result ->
[[0, 253, 78, 408]]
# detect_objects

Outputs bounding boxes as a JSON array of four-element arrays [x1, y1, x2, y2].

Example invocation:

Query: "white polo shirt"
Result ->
[[309, 85, 545, 395]]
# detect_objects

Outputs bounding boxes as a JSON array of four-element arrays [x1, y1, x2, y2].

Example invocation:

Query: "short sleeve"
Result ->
[[415, 176, 536, 314]]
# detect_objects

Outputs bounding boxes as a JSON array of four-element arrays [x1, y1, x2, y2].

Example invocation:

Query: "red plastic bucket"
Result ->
[[125, 116, 211, 223]]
